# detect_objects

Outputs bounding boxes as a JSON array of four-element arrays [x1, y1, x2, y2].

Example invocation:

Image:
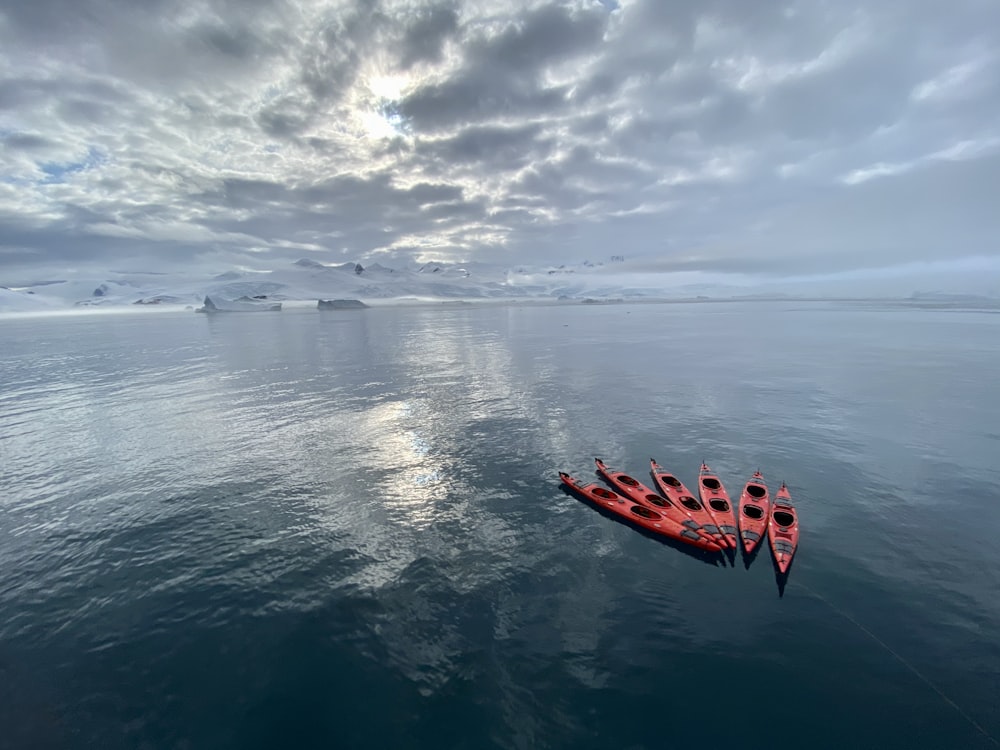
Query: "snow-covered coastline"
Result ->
[[0, 259, 653, 313], [2, 257, 998, 314]]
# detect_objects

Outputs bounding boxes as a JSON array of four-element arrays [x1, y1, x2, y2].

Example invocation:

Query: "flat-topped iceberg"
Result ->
[[195, 295, 281, 313], [317, 298, 367, 310]]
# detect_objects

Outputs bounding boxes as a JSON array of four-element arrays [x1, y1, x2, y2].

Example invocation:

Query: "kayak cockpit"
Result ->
[[679, 496, 702, 511], [702, 477, 722, 490], [645, 493, 672, 508], [746, 484, 766, 498], [661, 475, 682, 488], [773, 510, 795, 526], [629, 505, 661, 520], [708, 499, 730, 512], [742, 505, 765, 519]]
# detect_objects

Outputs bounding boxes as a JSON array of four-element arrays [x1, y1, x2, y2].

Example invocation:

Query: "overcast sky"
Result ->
[[1, 0, 998, 284]]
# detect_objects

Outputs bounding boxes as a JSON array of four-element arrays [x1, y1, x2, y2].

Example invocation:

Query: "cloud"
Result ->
[[0, 0, 998, 284], [841, 135, 1000, 185], [399, 4, 460, 68]]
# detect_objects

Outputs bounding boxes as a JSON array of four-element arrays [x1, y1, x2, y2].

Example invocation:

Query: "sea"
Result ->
[[1, 300, 998, 750]]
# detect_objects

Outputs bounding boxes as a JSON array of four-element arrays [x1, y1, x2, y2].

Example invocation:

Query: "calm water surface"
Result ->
[[1, 302, 998, 749]]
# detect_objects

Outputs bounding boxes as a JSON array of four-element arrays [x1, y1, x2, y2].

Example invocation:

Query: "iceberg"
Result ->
[[317, 299, 368, 310], [195, 295, 281, 313]]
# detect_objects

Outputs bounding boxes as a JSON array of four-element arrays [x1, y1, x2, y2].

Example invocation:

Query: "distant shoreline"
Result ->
[[3, 295, 999, 319]]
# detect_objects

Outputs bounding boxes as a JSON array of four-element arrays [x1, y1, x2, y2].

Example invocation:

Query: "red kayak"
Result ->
[[648, 459, 725, 548], [768, 482, 800, 573], [737, 470, 770, 554], [559, 471, 722, 552], [698, 463, 738, 549], [595, 458, 718, 545]]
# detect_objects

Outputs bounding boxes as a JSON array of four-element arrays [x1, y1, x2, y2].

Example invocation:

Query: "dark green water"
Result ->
[[2, 302, 998, 749]]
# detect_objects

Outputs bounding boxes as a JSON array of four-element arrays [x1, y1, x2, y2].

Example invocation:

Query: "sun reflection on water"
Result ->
[[361, 399, 455, 532]]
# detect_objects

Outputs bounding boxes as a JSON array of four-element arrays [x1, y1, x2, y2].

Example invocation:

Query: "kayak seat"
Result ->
[[629, 505, 660, 520], [773, 511, 795, 526]]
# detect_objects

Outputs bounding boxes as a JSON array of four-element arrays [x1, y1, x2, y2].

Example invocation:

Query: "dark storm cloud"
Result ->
[[0, 0, 998, 282]]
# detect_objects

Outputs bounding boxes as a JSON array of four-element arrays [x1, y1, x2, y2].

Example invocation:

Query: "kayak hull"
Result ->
[[698, 463, 738, 549], [737, 471, 770, 554], [768, 483, 800, 573], [559, 472, 722, 552]]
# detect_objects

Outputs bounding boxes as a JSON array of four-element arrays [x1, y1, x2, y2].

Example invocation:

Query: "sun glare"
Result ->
[[357, 110, 402, 139], [348, 72, 414, 140], [367, 73, 409, 101]]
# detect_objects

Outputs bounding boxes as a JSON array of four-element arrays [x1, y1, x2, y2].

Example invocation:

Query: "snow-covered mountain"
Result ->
[[0, 259, 614, 312], [2, 256, 997, 313]]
